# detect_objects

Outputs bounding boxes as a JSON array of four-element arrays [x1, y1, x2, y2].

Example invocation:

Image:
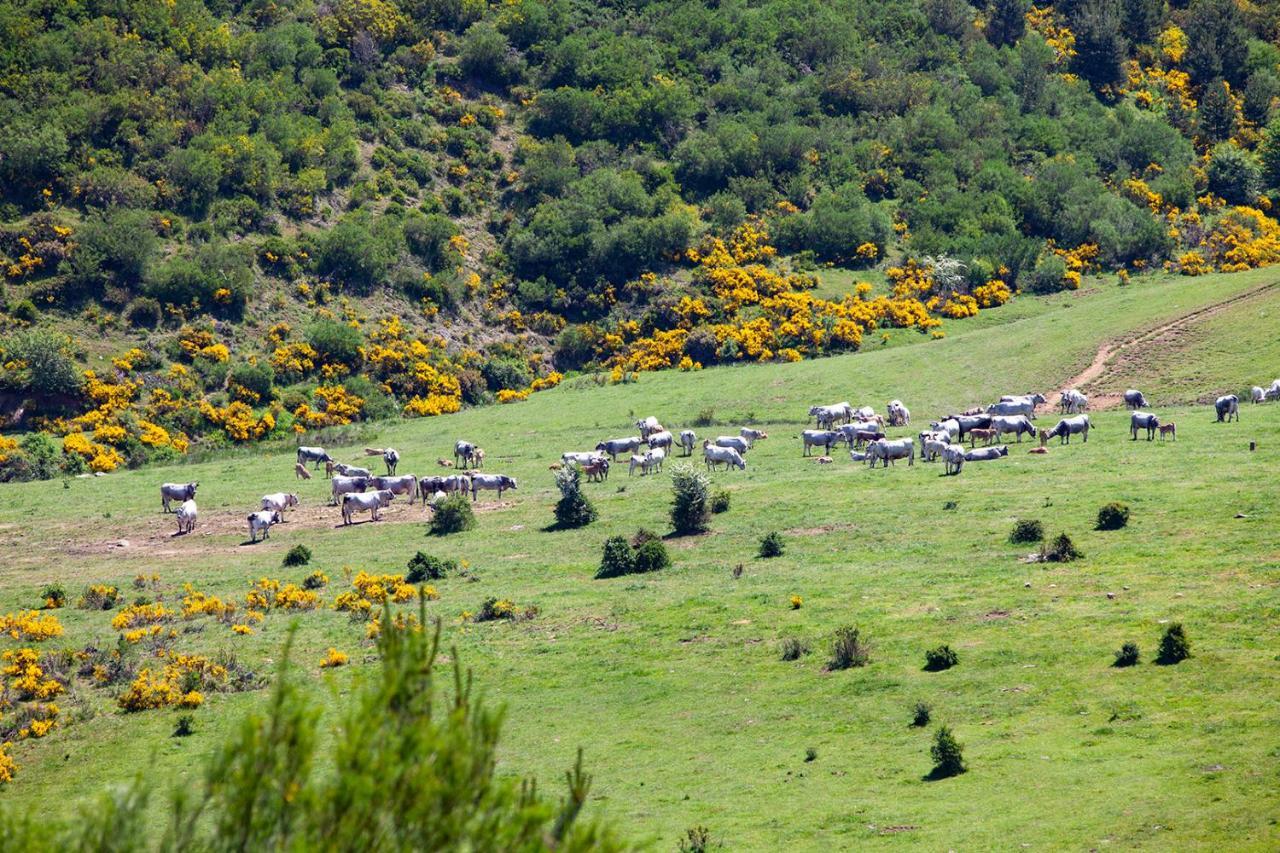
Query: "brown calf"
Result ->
[[1158, 422, 1176, 441], [968, 427, 997, 447]]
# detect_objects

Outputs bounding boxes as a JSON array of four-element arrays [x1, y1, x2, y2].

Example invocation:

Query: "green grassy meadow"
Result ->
[[2, 270, 1280, 849]]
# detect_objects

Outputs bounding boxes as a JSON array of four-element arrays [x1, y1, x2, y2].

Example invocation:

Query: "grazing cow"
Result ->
[[646, 447, 666, 472], [584, 458, 610, 482], [942, 444, 965, 476], [802, 429, 843, 456], [440, 474, 472, 496], [647, 430, 674, 451], [836, 424, 879, 447], [739, 427, 768, 447], [342, 489, 395, 525], [596, 436, 644, 461], [334, 463, 372, 478], [636, 416, 663, 439], [628, 453, 651, 477], [918, 429, 950, 448], [330, 475, 372, 505], [297, 446, 332, 469], [562, 451, 608, 467], [679, 430, 697, 456], [1124, 389, 1149, 410], [1059, 389, 1088, 414], [887, 400, 910, 426], [713, 435, 750, 454], [471, 474, 517, 501], [930, 418, 961, 441], [160, 482, 198, 513], [1251, 386, 1266, 404], [418, 476, 449, 504], [703, 441, 746, 471], [382, 448, 400, 476], [966, 428, 997, 447], [866, 437, 914, 467], [373, 475, 418, 504], [964, 445, 1009, 462], [951, 414, 993, 439], [987, 399, 1037, 419], [454, 440, 479, 468], [990, 415, 1036, 442], [999, 392, 1047, 411], [1215, 394, 1239, 422], [1041, 415, 1091, 445], [175, 499, 197, 534], [261, 492, 300, 518], [294, 462, 312, 480], [1130, 412, 1160, 441], [1158, 422, 1177, 441], [922, 437, 950, 462], [247, 509, 281, 543], [810, 402, 853, 428]]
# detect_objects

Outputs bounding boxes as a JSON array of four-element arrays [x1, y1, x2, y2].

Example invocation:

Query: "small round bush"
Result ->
[[8, 298, 39, 324], [758, 531, 785, 558], [1041, 533, 1083, 563], [553, 465, 597, 529], [929, 726, 967, 778], [710, 490, 731, 514], [282, 544, 312, 567], [780, 638, 809, 661], [1009, 519, 1044, 544], [430, 494, 477, 536], [596, 536, 636, 579], [40, 583, 66, 609], [911, 702, 932, 727], [827, 625, 871, 670], [669, 464, 710, 535], [301, 571, 328, 590], [123, 296, 163, 329], [924, 645, 959, 671], [1096, 502, 1130, 531], [632, 539, 671, 574], [1157, 623, 1191, 664], [406, 551, 454, 583], [1113, 641, 1140, 667]]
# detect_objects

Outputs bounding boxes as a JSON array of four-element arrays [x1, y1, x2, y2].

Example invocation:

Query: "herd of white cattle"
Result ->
[[156, 379, 1265, 540]]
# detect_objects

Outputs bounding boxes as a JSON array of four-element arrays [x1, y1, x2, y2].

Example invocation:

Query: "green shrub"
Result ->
[[306, 318, 364, 370], [595, 536, 636, 579], [911, 702, 932, 727], [780, 638, 809, 661], [40, 583, 66, 609], [929, 726, 967, 778], [172, 714, 195, 738], [0, 329, 82, 402], [1113, 642, 1140, 667], [1027, 252, 1069, 294], [1096, 502, 1130, 530], [406, 552, 455, 583], [301, 571, 328, 591], [804, 747, 817, 763], [77, 584, 120, 610], [632, 539, 671, 574], [480, 357, 533, 392], [8, 298, 38, 323], [1157, 623, 1191, 664], [669, 464, 710, 535], [430, 494, 477, 536], [1009, 519, 1044, 544], [710, 490, 731, 514], [282, 544, 312, 568], [229, 361, 275, 404], [758, 531, 785, 558], [924, 645, 959, 671], [827, 626, 871, 671], [1041, 533, 1083, 563], [677, 826, 720, 853], [553, 465, 597, 529]]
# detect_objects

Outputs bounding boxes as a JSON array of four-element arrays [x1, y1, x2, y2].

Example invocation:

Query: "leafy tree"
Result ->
[[1070, 0, 1128, 94], [316, 213, 397, 293], [1258, 119, 1280, 190], [0, 330, 82, 402], [987, 0, 1029, 46], [1121, 0, 1163, 44], [146, 243, 254, 316], [305, 318, 364, 369], [64, 210, 158, 301], [1198, 79, 1238, 143], [774, 182, 891, 264], [0, 122, 68, 202], [459, 21, 525, 86], [929, 726, 967, 777], [1207, 143, 1261, 205], [1184, 0, 1248, 86]]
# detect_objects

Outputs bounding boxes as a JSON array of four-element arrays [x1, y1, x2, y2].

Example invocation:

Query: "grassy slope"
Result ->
[[1, 269, 1279, 849]]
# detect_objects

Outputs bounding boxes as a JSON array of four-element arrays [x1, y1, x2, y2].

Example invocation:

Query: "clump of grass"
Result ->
[[1113, 642, 1140, 667], [710, 490, 731, 514], [929, 726, 967, 778], [924, 645, 958, 672], [758, 531, 785, 558], [1157, 623, 1191, 664], [804, 747, 817, 763], [172, 714, 195, 738], [827, 626, 871, 671], [911, 702, 932, 727], [1009, 519, 1044, 544], [692, 408, 716, 427], [1096, 502, 1130, 530], [430, 494, 476, 536], [282, 544, 312, 567], [678, 825, 721, 852], [780, 638, 809, 661], [1040, 532, 1082, 562]]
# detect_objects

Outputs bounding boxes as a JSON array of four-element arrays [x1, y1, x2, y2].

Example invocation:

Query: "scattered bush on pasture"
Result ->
[[406, 552, 455, 583], [301, 571, 328, 591], [789, 594, 802, 610], [929, 726, 967, 778], [692, 408, 717, 427], [1157, 623, 1191, 664], [40, 584, 66, 609], [1096, 502, 1130, 530], [77, 585, 120, 610], [1009, 519, 1044, 544], [475, 597, 531, 622], [780, 638, 809, 661], [632, 539, 671, 574], [758, 531, 785, 558], [595, 536, 636, 579], [678, 825, 721, 852], [553, 465, 597, 529], [827, 626, 871, 671], [804, 747, 817, 763], [912, 702, 932, 727], [1040, 533, 1083, 562], [430, 494, 476, 536], [1113, 642, 1140, 667], [123, 296, 163, 329], [173, 714, 195, 738], [924, 645, 959, 671], [282, 544, 312, 567], [710, 490, 731, 514], [669, 463, 710, 535]]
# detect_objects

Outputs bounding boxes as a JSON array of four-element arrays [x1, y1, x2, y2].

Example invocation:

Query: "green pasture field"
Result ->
[[1, 268, 1279, 849]]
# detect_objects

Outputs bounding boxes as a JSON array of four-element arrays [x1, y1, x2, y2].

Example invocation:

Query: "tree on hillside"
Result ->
[[1184, 0, 1249, 86], [986, 0, 1029, 46], [1197, 79, 1238, 143], [1120, 0, 1162, 45], [1070, 0, 1128, 94], [1206, 143, 1261, 205]]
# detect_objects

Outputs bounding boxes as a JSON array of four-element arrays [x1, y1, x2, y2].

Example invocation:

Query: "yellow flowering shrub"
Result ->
[[0, 743, 15, 784], [3, 648, 64, 700], [320, 648, 349, 668], [972, 280, 1012, 307], [497, 388, 531, 403], [0, 611, 63, 641], [111, 602, 173, 631], [273, 584, 320, 610], [1026, 5, 1076, 63], [1202, 207, 1280, 272]]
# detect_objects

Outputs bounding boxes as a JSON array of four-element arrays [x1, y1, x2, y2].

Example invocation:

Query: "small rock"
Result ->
[[1122, 585, 1130, 590], [1106, 592, 1115, 600], [115, 539, 130, 548], [1048, 583, 1057, 589], [1158, 619, 1169, 624], [1175, 592, 1184, 598], [1024, 581, 1032, 588]]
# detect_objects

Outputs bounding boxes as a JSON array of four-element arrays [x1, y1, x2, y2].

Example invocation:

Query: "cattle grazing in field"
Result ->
[[922, 437, 951, 463], [161, 482, 198, 513], [417, 476, 448, 504], [1158, 422, 1177, 441], [382, 448, 400, 475], [647, 430, 674, 451], [930, 418, 961, 441], [713, 435, 750, 455], [330, 475, 372, 505], [964, 445, 1009, 462], [887, 400, 911, 426], [247, 509, 281, 542], [562, 451, 608, 467], [1252, 386, 1266, 404], [941, 444, 965, 476], [175, 499, 197, 534], [628, 452, 662, 476], [1124, 389, 1149, 409], [990, 415, 1036, 442], [987, 396, 1040, 419], [1215, 394, 1239, 422], [584, 458, 610, 482], [1130, 412, 1160, 441], [646, 447, 666, 472], [471, 474, 517, 501], [342, 489, 395, 525], [679, 430, 697, 456], [739, 427, 768, 447], [1059, 389, 1088, 414], [866, 437, 914, 467], [1041, 415, 1091, 445], [704, 441, 746, 471], [297, 446, 332, 469], [950, 414, 993, 439], [998, 392, 1047, 413], [810, 402, 853, 428], [333, 463, 372, 478], [294, 462, 312, 480], [596, 436, 644, 461], [262, 492, 299, 518], [802, 429, 843, 456], [966, 427, 997, 447], [373, 475, 418, 504], [636, 416, 664, 439], [454, 440, 480, 468], [418, 475, 470, 506]]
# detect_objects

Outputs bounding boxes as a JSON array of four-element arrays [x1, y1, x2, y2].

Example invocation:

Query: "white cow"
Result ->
[[739, 427, 768, 447], [987, 399, 1037, 419], [562, 451, 607, 467], [802, 429, 843, 456], [713, 435, 750, 454], [247, 509, 281, 542], [990, 415, 1036, 442], [627, 454, 651, 477], [930, 418, 961, 441], [922, 437, 951, 462], [175, 499, 197, 534], [1130, 412, 1160, 440], [454, 440, 479, 468], [1124, 390, 1149, 410], [886, 400, 910, 426], [261, 492, 299, 518], [636, 416, 664, 439], [647, 430, 674, 451], [679, 429, 697, 455], [471, 474, 517, 500], [382, 448, 400, 475], [296, 446, 332, 468], [703, 441, 746, 471], [160, 482, 198, 513], [372, 475, 418, 504], [1251, 386, 1266, 404], [1215, 394, 1239, 423], [595, 436, 644, 461], [941, 444, 965, 476], [866, 437, 914, 467], [1042, 415, 1090, 444], [330, 475, 372, 505], [342, 489, 395, 525], [646, 447, 666, 472], [333, 463, 372, 478], [1059, 389, 1088, 414]]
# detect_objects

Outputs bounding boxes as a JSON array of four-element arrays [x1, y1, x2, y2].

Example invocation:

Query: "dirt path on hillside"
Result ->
[[1049, 280, 1279, 410]]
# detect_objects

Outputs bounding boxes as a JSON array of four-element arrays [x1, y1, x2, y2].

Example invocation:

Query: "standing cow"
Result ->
[[454, 440, 479, 468], [160, 482, 198, 513], [1215, 394, 1239, 422], [247, 509, 281, 543], [1124, 389, 1149, 409], [471, 474, 517, 501], [1041, 415, 1090, 444], [1130, 412, 1160, 440], [297, 446, 332, 469], [373, 474, 418, 504], [679, 430, 697, 456], [595, 436, 644, 461], [175, 499, 197, 534], [382, 448, 400, 476]]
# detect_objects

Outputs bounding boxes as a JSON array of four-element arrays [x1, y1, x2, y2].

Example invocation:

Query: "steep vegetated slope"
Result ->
[[6, 0, 1280, 476]]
